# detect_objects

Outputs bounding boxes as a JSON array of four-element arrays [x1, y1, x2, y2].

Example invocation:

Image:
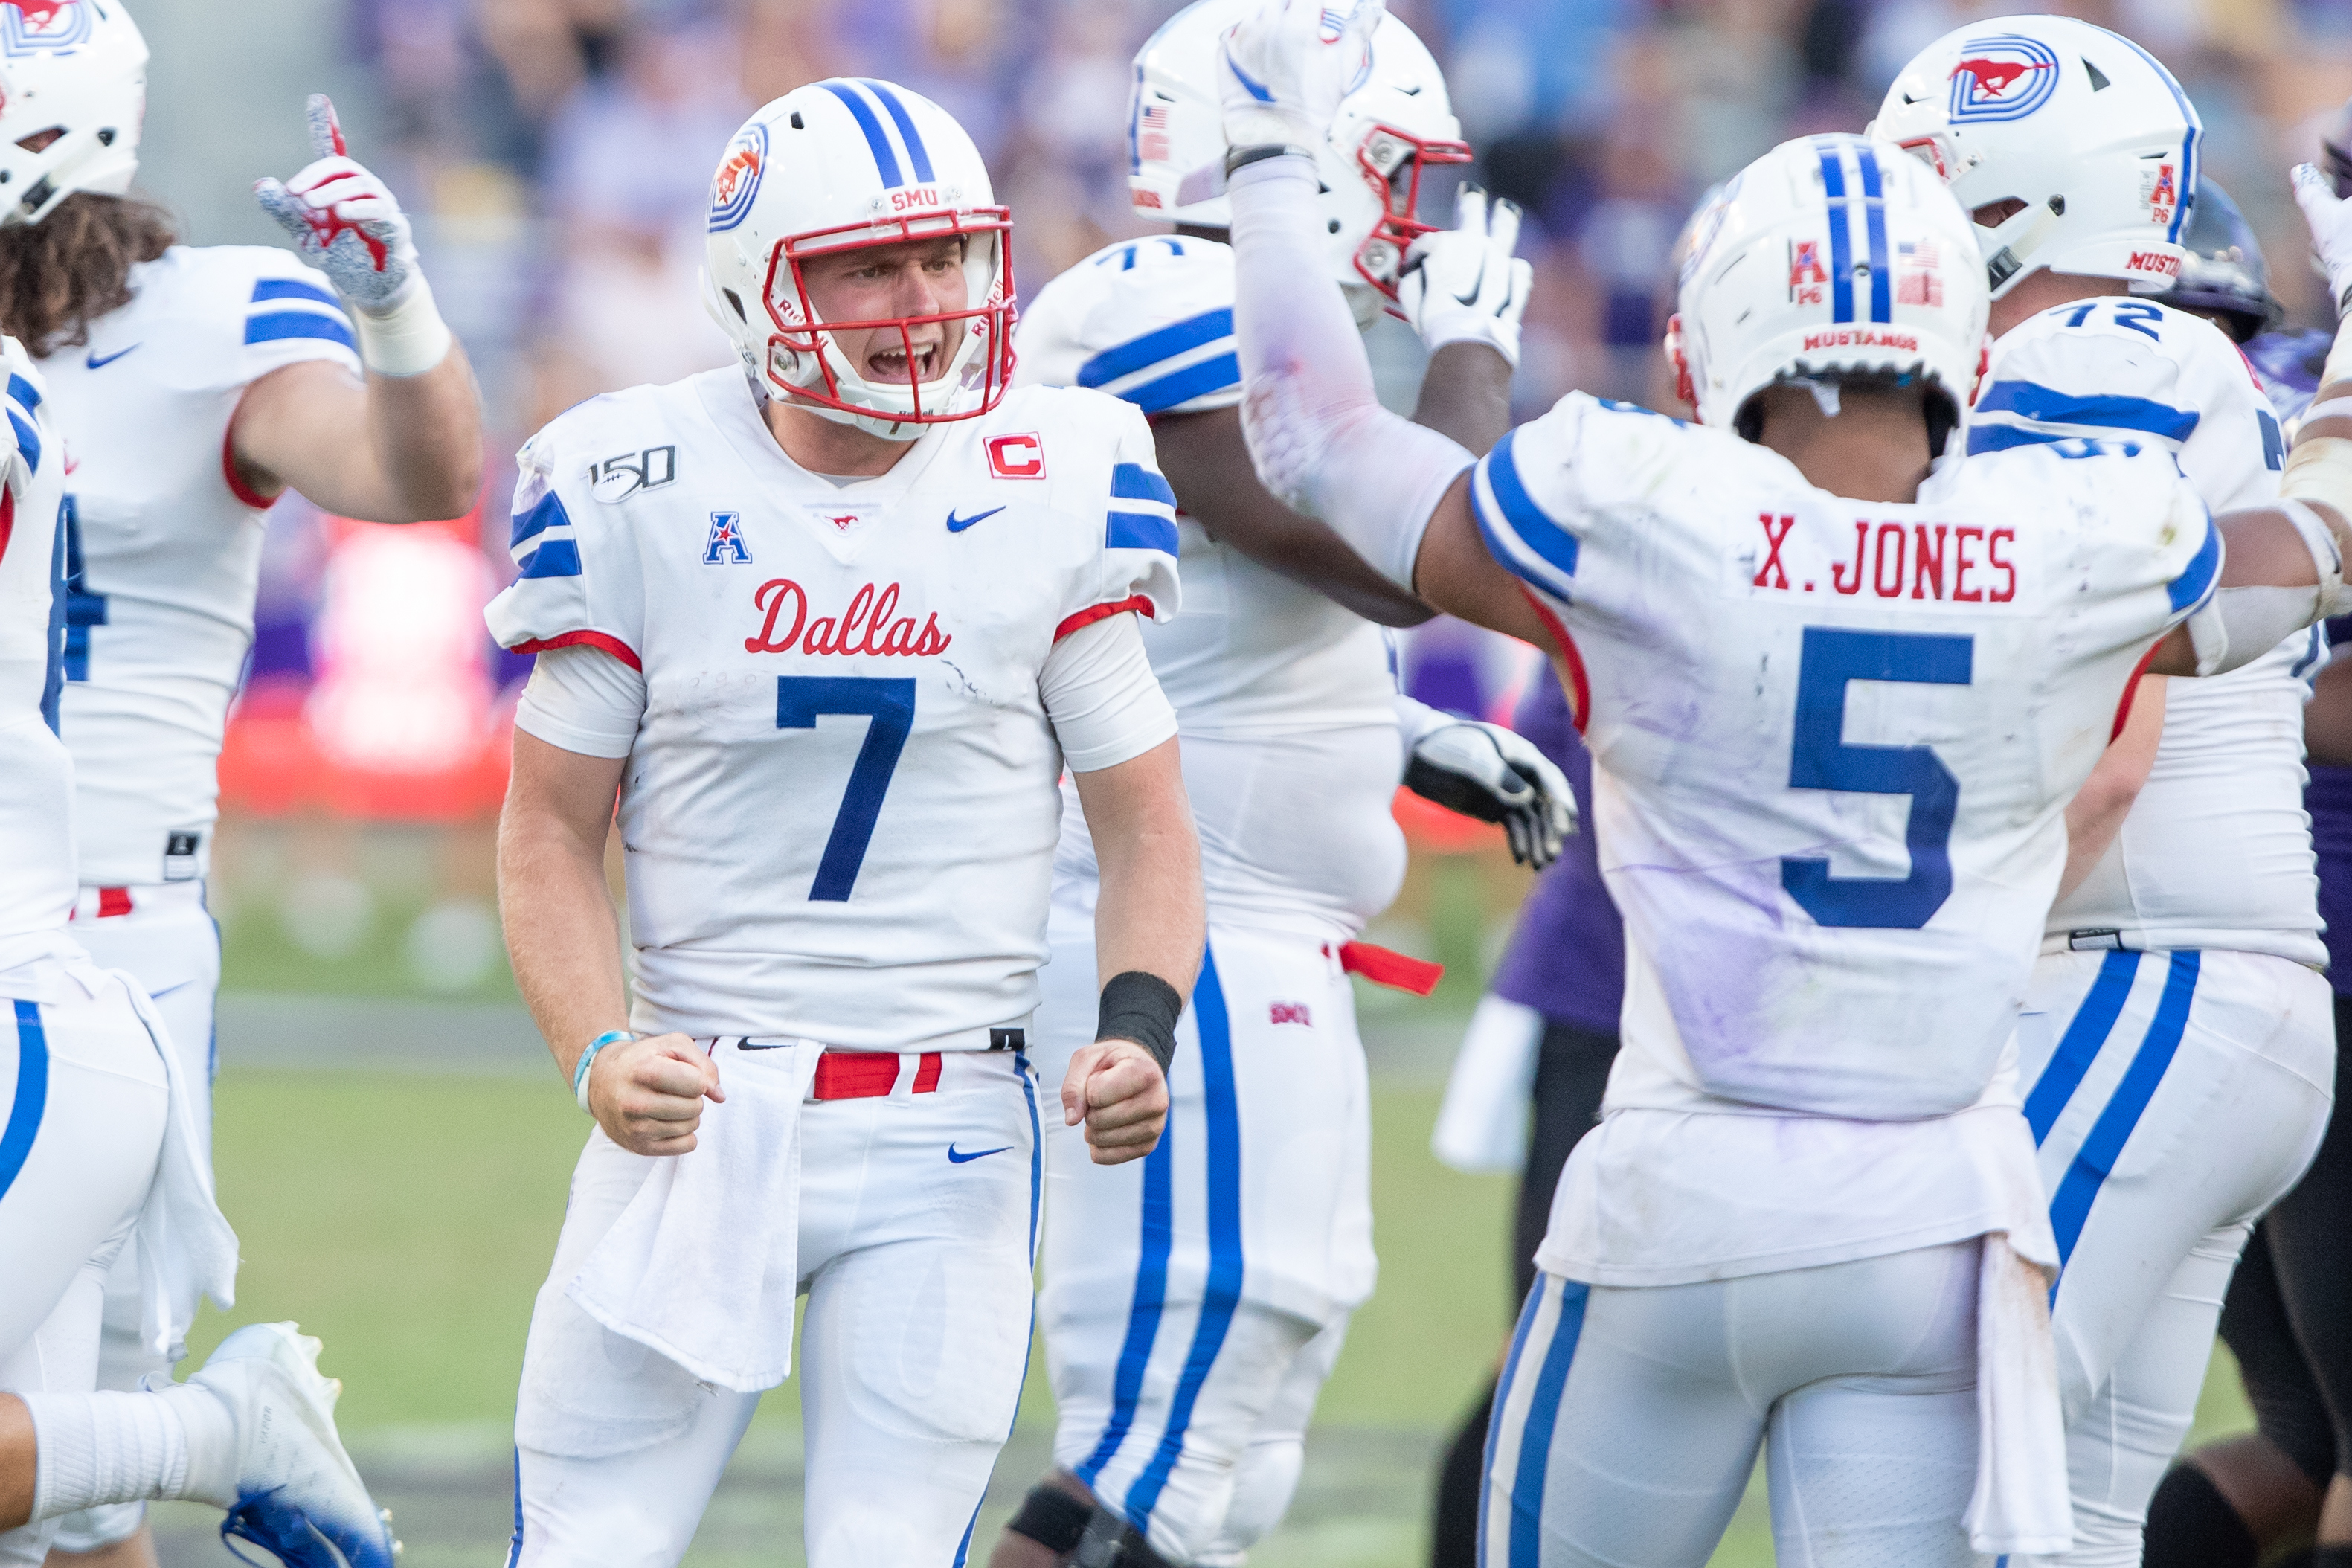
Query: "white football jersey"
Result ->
[[48, 245, 362, 887], [0, 345, 77, 948], [1973, 298, 2321, 964], [1015, 235, 1407, 939], [486, 370, 1180, 1049]]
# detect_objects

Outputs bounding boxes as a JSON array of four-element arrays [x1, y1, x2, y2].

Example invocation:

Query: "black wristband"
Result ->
[[1097, 970, 1183, 1076], [1224, 142, 1314, 178]]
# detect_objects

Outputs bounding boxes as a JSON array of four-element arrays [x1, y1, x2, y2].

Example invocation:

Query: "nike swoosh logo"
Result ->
[[1452, 256, 1485, 309], [1226, 57, 1274, 103], [946, 505, 1006, 533], [947, 1143, 1014, 1163], [85, 344, 139, 370]]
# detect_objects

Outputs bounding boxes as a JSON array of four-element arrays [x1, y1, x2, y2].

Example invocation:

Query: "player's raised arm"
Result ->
[[234, 94, 482, 522]]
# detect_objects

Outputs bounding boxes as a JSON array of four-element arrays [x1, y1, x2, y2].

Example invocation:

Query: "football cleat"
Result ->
[[188, 1323, 401, 1568]]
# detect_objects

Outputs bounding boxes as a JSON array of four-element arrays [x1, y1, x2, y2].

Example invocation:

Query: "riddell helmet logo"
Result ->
[[986, 432, 1045, 478], [1946, 35, 2061, 123]]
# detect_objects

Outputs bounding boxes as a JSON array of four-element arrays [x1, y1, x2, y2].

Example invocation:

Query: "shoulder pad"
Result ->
[[1015, 236, 1238, 416]]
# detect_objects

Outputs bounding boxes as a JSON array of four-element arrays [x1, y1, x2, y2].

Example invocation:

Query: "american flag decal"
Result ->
[[1139, 100, 1172, 163]]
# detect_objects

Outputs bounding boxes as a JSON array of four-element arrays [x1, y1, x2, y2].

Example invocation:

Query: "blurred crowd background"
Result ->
[[138, 0, 2352, 999]]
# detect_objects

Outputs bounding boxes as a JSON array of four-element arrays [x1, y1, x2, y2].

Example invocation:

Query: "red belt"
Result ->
[[68, 887, 134, 919], [1329, 940, 1445, 997], [812, 1050, 943, 1101]]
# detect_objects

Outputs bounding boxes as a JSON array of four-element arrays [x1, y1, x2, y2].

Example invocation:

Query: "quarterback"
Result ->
[[995, 5, 1568, 1565], [1213, 1, 2352, 1561], [489, 79, 1202, 1567], [0, 333, 395, 1568], [1874, 22, 2334, 1564], [2, 9, 483, 1561]]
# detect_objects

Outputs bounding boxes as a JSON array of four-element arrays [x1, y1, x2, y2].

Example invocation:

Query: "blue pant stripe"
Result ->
[[2023, 948, 2142, 1145], [1076, 1047, 1177, 1483], [1508, 1277, 1590, 1568], [1124, 943, 1244, 1529], [2050, 951, 2202, 1279], [0, 998, 49, 1203], [1479, 1279, 1546, 1567], [959, 1055, 1047, 1566], [504, 1447, 524, 1568]]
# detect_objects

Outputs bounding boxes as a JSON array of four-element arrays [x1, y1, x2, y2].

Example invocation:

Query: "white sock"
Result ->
[[22, 1384, 235, 1518]]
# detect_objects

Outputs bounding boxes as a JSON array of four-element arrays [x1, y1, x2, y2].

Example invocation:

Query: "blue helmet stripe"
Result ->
[[1857, 145, 1892, 324], [1817, 144, 1853, 325], [2104, 29, 2200, 245], [819, 80, 903, 188], [858, 80, 934, 184]]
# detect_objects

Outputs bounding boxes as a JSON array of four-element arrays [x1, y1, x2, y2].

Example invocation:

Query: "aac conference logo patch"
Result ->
[[1945, 35, 2061, 123], [708, 123, 768, 234]]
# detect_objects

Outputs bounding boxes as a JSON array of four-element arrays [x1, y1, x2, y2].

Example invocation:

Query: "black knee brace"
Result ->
[[1071, 1506, 1175, 1568], [1004, 1483, 1093, 1557]]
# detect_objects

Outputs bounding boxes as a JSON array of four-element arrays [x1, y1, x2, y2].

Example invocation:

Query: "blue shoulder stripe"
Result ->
[[858, 80, 934, 184], [2167, 516, 2220, 612], [518, 539, 582, 579], [1479, 428, 1578, 581], [1119, 355, 1241, 415], [1111, 462, 1177, 508], [251, 276, 342, 311], [1079, 309, 1234, 391], [9, 408, 39, 477], [511, 490, 569, 549], [1974, 380, 2201, 443], [7, 371, 39, 411], [819, 80, 903, 188], [1107, 512, 1178, 555], [245, 310, 358, 353]]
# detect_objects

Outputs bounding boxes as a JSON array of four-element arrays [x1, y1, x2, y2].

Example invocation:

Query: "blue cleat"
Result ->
[[186, 1323, 400, 1568]]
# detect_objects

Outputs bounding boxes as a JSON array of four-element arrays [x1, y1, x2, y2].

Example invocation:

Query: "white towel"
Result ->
[[1964, 1232, 2072, 1558], [566, 1040, 821, 1393], [1431, 995, 1544, 1174]]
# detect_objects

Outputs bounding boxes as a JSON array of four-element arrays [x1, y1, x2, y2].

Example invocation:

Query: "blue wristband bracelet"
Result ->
[[574, 1030, 634, 1113]]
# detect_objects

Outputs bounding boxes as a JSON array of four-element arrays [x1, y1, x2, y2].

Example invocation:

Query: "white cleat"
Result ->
[[187, 1322, 402, 1568]]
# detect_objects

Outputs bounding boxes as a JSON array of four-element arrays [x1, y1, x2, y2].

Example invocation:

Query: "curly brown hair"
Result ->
[[0, 191, 176, 359]]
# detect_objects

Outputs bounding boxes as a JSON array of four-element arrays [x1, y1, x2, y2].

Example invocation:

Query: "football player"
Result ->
[[4, 10, 483, 1561], [1874, 23, 2334, 1563], [1212, 1, 2352, 1559], [992, 6, 1568, 1565], [488, 80, 1203, 1567], [0, 335, 394, 1568]]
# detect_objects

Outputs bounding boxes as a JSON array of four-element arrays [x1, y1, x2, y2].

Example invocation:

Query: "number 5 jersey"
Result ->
[[485, 368, 1182, 1050], [1470, 393, 2217, 1285]]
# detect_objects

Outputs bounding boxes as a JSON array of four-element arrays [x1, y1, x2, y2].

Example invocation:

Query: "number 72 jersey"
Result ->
[[485, 369, 1180, 1049], [1473, 393, 2217, 1122]]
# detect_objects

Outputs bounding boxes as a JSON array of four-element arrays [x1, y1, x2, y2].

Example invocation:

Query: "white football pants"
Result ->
[[52, 884, 217, 1552], [508, 1050, 1040, 1568], [0, 969, 168, 1568], [1482, 1243, 1983, 1568], [1034, 917, 1376, 1567], [2016, 946, 2334, 1568]]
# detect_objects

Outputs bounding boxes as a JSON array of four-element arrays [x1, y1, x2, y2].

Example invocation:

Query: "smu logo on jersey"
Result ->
[[745, 579, 951, 657], [1946, 35, 2060, 123], [708, 123, 767, 233], [986, 432, 1046, 479], [703, 512, 752, 565], [0, 0, 91, 54]]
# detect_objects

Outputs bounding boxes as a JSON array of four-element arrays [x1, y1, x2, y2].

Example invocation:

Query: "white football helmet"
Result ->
[[0, 0, 147, 228], [702, 77, 1013, 439], [1869, 15, 2199, 298], [1127, 0, 1469, 307], [1668, 134, 1988, 439]]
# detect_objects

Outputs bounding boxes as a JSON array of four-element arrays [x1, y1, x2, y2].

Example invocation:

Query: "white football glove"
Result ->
[[2294, 161, 2352, 315], [1218, 0, 1384, 154], [1402, 186, 1534, 370], [1405, 717, 1578, 869], [255, 95, 420, 317]]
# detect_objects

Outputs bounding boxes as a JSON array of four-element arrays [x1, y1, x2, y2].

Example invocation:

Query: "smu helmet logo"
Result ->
[[707, 123, 767, 234], [703, 511, 752, 565], [986, 432, 1045, 479], [1, 0, 91, 54], [1947, 36, 2060, 122]]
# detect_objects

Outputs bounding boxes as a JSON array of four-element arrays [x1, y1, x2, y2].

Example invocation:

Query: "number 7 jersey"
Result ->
[[485, 369, 1180, 1049], [1474, 393, 2216, 1124]]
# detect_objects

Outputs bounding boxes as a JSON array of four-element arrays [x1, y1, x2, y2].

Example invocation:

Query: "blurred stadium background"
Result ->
[[140, 0, 2350, 1561]]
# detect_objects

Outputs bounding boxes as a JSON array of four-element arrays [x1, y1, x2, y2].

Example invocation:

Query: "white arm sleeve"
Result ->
[[1227, 155, 1476, 589], [1041, 611, 1178, 774], [514, 643, 646, 759]]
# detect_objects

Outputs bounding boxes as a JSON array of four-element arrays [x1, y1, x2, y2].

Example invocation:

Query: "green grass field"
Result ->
[[167, 1061, 2256, 1567]]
